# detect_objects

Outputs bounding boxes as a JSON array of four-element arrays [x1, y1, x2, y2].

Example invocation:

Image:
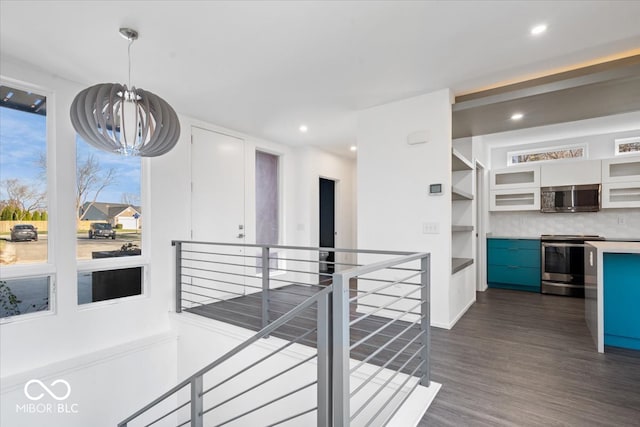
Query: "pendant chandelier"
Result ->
[[70, 28, 180, 157]]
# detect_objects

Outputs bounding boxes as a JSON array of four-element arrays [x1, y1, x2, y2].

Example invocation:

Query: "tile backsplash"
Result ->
[[489, 208, 640, 239]]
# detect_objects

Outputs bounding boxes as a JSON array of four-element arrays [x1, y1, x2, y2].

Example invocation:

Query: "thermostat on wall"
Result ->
[[429, 183, 443, 195]]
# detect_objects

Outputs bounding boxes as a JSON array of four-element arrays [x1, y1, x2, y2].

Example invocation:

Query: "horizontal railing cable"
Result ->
[[349, 299, 423, 351], [350, 346, 425, 421], [201, 327, 318, 396], [265, 407, 317, 427], [350, 315, 424, 374], [212, 381, 317, 427], [350, 294, 422, 328], [202, 354, 317, 416], [364, 359, 425, 426], [173, 240, 416, 256], [119, 286, 332, 426], [374, 366, 424, 427], [350, 333, 425, 397], [142, 399, 190, 427], [349, 271, 423, 302], [181, 249, 261, 259]]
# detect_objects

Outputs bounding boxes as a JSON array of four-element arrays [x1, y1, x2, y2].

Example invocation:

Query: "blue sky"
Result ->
[[0, 106, 140, 206]]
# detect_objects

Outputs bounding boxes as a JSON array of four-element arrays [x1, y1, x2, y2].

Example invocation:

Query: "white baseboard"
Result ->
[[447, 297, 476, 329]]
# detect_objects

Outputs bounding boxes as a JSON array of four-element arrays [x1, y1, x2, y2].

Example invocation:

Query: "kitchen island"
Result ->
[[585, 241, 640, 353]]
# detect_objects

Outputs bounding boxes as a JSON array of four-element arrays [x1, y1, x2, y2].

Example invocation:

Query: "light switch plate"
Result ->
[[423, 222, 439, 234]]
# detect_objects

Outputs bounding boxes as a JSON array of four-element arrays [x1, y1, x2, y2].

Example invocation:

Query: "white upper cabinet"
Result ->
[[602, 155, 640, 183], [601, 155, 640, 208], [490, 165, 540, 190], [490, 166, 540, 211], [540, 160, 601, 187]]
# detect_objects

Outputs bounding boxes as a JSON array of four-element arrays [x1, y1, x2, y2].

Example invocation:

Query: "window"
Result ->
[[615, 137, 640, 156], [78, 266, 143, 305], [75, 137, 145, 304], [0, 84, 48, 265], [76, 136, 142, 260], [0, 276, 51, 319], [507, 144, 586, 166]]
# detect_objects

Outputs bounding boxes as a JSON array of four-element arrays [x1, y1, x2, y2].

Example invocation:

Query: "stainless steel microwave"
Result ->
[[540, 184, 601, 213]]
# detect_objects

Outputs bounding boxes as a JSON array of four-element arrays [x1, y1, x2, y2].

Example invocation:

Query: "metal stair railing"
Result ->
[[118, 241, 430, 427]]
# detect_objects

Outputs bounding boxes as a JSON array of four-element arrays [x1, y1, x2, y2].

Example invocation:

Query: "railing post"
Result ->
[[191, 375, 203, 427], [332, 272, 350, 427], [175, 241, 182, 313], [420, 254, 431, 387], [262, 246, 270, 330], [317, 291, 331, 426]]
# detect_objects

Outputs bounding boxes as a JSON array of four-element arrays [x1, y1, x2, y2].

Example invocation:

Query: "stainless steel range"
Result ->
[[541, 234, 604, 297]]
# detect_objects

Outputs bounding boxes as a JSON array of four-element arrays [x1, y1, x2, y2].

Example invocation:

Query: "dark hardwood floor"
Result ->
[[421, 288, 640, 427]]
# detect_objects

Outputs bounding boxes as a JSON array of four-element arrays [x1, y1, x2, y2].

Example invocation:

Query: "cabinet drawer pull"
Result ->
[[508, 265, 520, 269]]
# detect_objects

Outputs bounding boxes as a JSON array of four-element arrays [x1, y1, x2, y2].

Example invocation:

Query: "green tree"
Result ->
[[23, 211, 32, 221], [0, 206, 12, 220], [32, 211, 41, 221], [41, 211, 48, 221], [1, 179, 45, 219]]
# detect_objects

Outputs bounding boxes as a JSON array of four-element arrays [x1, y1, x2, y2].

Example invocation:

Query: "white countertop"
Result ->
[[586, 241, 640, 253]]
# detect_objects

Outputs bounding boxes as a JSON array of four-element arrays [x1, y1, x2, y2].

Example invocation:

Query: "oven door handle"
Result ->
[[541, 242, 587, 248]]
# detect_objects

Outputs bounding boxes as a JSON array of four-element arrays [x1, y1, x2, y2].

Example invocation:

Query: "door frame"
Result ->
[[475, 160, 487, 291]]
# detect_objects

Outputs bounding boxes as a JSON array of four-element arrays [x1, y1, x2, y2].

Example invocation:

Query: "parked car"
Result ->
[[89, 223, 116, 239], [10, 224, 38, 242]]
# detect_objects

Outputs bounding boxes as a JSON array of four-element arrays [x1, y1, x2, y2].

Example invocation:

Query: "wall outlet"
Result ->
[[617, 216, 626, 225], [422, 222, 440, 234]]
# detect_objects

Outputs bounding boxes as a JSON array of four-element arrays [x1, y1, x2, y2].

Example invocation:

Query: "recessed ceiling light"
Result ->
[[530, 24, 547, 36], [511, 113, 524, 120], [350, 146, 357, 152], [299, 125, 308, 133]]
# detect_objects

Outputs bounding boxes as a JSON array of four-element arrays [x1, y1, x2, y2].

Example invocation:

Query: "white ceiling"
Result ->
[[1, 1, 640, 157]]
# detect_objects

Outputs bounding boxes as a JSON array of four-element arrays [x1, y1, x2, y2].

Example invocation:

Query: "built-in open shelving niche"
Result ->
[[452, 148, 473, 171], [452, 225, 474, 232], [452, 257, 474, 274], [452, 187, 474, 200]]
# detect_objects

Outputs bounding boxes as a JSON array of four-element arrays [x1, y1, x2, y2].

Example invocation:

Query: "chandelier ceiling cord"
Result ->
[[70, 28, 180, 157]]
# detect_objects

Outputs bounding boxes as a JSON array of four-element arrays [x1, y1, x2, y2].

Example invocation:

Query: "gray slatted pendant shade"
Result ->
[[69, 28, 180, 157], [70, 83, 180, 157]]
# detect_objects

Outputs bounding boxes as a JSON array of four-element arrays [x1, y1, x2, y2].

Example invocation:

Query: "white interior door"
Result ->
[[191, 127, 245, 242], [190, 127, 246, 303]]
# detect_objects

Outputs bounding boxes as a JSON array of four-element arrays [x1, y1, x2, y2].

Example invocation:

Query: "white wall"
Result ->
[[356, 90, 454, 328], [292, 147, 357, 267], [0, 53, 358, 424], [0, 54, 173, 378], [486, 112, 640, 169], [0, 334, 177, 427]]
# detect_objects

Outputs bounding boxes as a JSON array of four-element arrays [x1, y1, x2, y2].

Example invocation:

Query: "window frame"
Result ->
[[507, 143, 588, 166], [614, 136, 640, 156], [75, 155, 150, 307], [0, 77, 56, 322], [76, 264, 147, 309]]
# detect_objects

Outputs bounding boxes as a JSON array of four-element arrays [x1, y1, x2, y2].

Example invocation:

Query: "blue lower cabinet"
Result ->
[[487, 238, 541, 292], [604, 253, 640, 351]]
